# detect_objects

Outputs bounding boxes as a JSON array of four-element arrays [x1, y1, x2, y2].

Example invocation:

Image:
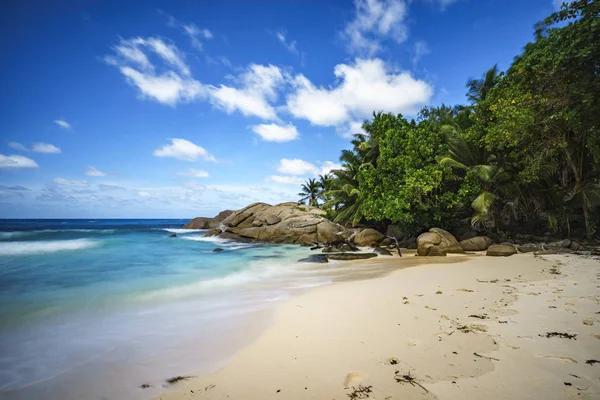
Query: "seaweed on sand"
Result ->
[[540, 332, 577, 339], [165, 375, 194, 385], [394, 370, 429, 393], [346, 384, 373, 399]]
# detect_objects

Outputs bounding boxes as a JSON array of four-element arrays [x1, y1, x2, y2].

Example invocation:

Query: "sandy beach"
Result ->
[[155, 252, 600, 400]]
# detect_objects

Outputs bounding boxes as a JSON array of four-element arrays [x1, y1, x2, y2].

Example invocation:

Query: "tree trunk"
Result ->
[[582, 202, 592, 240]]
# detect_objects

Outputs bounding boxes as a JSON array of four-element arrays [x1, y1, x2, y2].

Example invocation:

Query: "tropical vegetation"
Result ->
[[298, 1, 600, 240]]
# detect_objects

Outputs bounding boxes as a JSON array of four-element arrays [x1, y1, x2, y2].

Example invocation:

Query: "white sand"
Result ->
[[156, 252, 600, 400]]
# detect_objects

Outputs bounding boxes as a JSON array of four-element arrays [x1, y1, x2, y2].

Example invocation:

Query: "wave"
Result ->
[[181, 235, 230, 243], [161, 228, 205, 234], [0, 239, 100, 256]]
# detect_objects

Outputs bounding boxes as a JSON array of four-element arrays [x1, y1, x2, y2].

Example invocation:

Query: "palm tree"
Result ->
[[317, 174, 333, 203], [298, 178, 320, 207], [466, 65, 500, 104], [437, 125, 510, 230], [323, 164, 364, 226]]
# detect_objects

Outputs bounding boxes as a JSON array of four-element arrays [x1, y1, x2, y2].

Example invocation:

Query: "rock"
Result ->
[[459, 236, 492, 251], [264, 214, 281, 225], [400, 236, 417, 249], [459, 230, 478, 241], [517, 244, 541, 253], [327, 252, 378, 260], [417, 228, 463, 256], [184, 210, 234, 229], [353, 228, 385, 247], [298, 254, 329, 263], [169, 233, 177, 238], [373, 247, 392, 256], [486, 244, 517, 257], [417, 232, 442, 256], [569, 241, 585, 251], [386, 224, 405, 239], [205, 228, 222, 237], [430, 228, 464, 253], [322, 246, 334, 253], [427, 247, 447, 256], [212, 248, 224, 252], [379, 237, 393, 247], [533, 248, 575, 255], [545, 239, 572, 249], [192, 202, 346, 245]]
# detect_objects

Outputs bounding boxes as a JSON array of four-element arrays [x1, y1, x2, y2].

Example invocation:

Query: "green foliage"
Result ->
[[297, 1, 600, 238]]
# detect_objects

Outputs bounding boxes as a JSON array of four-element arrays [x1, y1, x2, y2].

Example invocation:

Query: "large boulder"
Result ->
[[189, 202, 347, 245], [460, 236, 492, 251], [486, 244, 517, 257], [353, 228, 385, 247], [386, 224, 405, 239], [183, 210, 234, 229], [417, 228, 463, 256]]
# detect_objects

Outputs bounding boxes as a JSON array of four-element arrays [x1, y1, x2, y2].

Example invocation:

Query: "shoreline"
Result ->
[[155, 252, 600, 400]]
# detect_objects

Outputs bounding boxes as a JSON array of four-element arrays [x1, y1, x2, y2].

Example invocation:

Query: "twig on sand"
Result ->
[[474, 352, 499, 361], [468, 314, 489, 319], [394, 370, 429, 393], [586, 359, 599, 365]]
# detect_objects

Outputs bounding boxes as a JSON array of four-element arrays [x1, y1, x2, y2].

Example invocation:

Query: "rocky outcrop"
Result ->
[[460, 236, 492, 251], [417, 228, 463, 256], [183, 210, 234, 229], [353, 228, 385, 247], [298, 254, 329, 263], [486, 244, 517, 257], [327, 252, 378, 260], [190, 202, 347, 245]]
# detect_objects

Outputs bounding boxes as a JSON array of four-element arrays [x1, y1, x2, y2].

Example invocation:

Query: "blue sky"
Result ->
[[0, 0, 568, 218]]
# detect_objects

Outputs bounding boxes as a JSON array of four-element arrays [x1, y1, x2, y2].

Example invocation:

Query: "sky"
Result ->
[[0, 0, 570, 218]]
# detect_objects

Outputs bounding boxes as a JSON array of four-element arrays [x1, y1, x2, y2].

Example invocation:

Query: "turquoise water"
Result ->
[[0, 219, 329, 400]]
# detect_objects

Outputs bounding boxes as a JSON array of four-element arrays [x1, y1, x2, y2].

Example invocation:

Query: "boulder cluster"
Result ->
[[184, 203, 588, 259]]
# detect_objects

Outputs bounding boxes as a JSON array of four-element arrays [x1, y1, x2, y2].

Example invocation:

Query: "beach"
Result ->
[[157, 251, 600, 400]]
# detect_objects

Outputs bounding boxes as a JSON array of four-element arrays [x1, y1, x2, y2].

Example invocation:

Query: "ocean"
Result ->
[[0, 219, 354, 400]]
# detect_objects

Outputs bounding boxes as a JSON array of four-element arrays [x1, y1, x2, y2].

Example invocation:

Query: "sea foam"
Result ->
[[162, 228, 204, 234], [0, 239, 99, 256]]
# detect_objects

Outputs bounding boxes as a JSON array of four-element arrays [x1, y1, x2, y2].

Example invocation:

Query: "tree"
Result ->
[[298, 178, 320, 207]]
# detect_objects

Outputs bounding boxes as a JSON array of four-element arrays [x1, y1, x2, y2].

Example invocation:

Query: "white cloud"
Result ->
[[251, 123, 299, 142], [286, 58, 432, 126], [54, 120, 71, 129], [119, 66, 204, 106], [107, 38, 283, 118], [320, 161, 342, 175], [276, 158, 319, 176], [53, 178, 88, 187], [138, 191, 151, 197], [86, 166, 106, 177], [0, 154, 38, 168], [343, 0, 409, 56], [153, 138, 216, 162], [8, 142, 28, 151], [183, 23, 213, 50], [266, 175, 305, 185], [337, 120, 368, 138], [32, 143, 61, 153], [412, 40, 430, 67], [178, 168, 210, 178], [107, 37, 204, 106], [275, 31, 299, 55], [207, 64, 285, 120], [552, 0, 575, 10]]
